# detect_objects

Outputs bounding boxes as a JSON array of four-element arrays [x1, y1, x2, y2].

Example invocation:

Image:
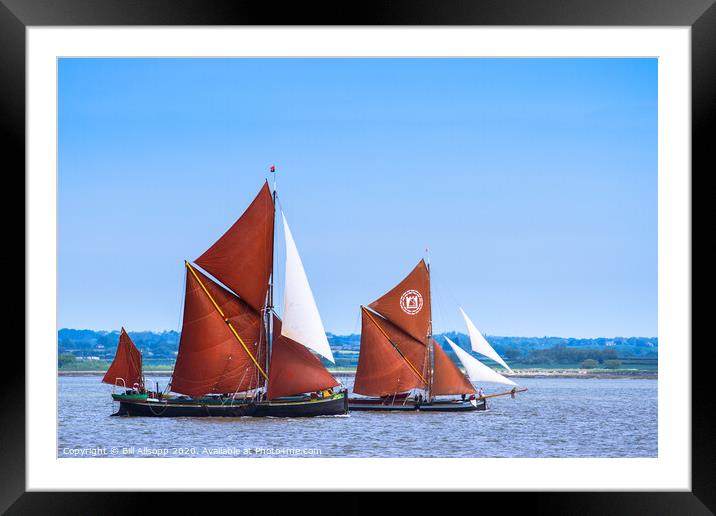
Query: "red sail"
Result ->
[[353, 309, 428, 397], [102, 328, 142, 387], [368, 259, 431, 343], [267, 316, 339, 400], [171, 266, 265, 397], [431, 339, 476, 395], [195, 181, 274, 312]]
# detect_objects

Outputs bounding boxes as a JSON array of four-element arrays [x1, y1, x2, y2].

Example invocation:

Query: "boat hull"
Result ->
[[348, 397, 486, 412], [112, 391, 349, 418]]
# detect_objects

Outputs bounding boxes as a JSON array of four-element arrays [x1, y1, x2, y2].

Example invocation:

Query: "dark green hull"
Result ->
[[112, 391, 348, 417]]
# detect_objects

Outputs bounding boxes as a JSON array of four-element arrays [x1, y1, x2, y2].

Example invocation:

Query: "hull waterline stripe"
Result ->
[[117, 393, 344, 408]]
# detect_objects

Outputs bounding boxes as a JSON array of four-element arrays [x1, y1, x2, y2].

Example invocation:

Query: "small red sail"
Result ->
[[102, 328, 142, 387], [431, 339, 476, 395], [171, 266, 265, 397], [368, 259, 431, 343], [267, 316, 339, 400], [195, 181, 274, 312], [353, 309, 428, 397]]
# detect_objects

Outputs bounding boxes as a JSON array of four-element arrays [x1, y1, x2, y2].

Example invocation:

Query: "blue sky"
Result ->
[[58, 58, 657, 337]]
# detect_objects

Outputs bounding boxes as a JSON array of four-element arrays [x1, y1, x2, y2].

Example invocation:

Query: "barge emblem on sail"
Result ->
[[349, 258, 526, 412], [400, 290, 423, 314]]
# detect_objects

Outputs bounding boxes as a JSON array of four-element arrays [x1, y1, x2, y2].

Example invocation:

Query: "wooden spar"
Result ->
[[361, 305, 428, 386], [185, 261, 269, 381], [478, 388, 528, 400], [426, 258, 433, 402], [266, 186, 277, 378]]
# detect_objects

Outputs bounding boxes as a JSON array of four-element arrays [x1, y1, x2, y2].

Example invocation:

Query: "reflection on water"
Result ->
[[58, 375, 657, 458]]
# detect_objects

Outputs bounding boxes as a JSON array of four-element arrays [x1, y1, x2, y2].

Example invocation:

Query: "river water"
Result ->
[[58, 375, 657, 458]]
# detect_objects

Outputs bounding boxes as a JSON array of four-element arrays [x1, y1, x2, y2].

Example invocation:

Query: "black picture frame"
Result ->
[[3, 0, 713, 513]]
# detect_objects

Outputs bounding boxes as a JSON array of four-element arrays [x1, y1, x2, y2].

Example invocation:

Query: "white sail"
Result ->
[[446, 337, 517, 386], [459, 307, 512, 372], [280, 212, 335, 363]]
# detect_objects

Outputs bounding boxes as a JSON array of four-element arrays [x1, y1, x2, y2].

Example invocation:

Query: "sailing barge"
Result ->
[[105, 181, 348, 417], [349, 259, 525, 412]]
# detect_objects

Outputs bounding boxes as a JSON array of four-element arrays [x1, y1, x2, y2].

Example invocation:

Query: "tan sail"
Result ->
[[353, 308, 428, 396], [195, 181, 274, 312], [171, 266, 265, 397], [431, 338, 476, 395], [102, 328, 142, 388], [267, 316, 339, 400], [368, 259, 431, 343]]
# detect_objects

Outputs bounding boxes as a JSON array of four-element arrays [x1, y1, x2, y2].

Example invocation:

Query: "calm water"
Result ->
[[58, 375, 657, 458]]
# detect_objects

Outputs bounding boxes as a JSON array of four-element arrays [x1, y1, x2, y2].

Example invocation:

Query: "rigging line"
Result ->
[[148, 402, 169, 417], [431, 265, 469, 353], [432, 276, 451, 347], [176, 264, 187, 333], [432, 262, 465, 324], [429, 266, 443, 332], [185, 261, 269, 381], [167, 263, 187, 393], [361, 306, 428, 386], [273, 193, 286, 318], [352, 308, 361, 335], [228, 367, 251, 406]]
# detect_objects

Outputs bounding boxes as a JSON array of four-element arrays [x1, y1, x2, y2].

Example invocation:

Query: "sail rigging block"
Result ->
[[267, 316, 339, 400], [368, 259, 431, 343], [171, 267, 265, 397], [102, 328, 142, 387], [353, 309, 428, 397], [280, 212, 335, 363], [195, 181, 274, 312]]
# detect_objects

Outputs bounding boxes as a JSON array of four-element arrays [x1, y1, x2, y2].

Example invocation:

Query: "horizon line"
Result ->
[[57, 327, 658, 340]]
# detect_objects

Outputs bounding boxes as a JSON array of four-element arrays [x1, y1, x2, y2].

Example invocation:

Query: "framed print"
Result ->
[[4, 0, 715, 513]]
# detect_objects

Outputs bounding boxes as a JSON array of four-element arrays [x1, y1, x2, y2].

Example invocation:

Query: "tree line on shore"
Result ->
[[58, 328, 657, 371]]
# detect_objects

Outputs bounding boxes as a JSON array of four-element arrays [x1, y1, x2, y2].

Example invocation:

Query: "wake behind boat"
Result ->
[[106, 176, 348, 417], [348, 259, 526, 412]]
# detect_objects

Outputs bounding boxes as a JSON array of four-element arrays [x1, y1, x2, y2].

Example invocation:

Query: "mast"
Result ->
[[265, 166, 277, 381], [426, 255, 434, 401], [171, 181, 274, 397], [359, 258, 431, 397]]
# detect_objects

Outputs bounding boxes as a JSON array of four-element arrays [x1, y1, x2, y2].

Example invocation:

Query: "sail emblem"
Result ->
[[399, 290, 423, 315]]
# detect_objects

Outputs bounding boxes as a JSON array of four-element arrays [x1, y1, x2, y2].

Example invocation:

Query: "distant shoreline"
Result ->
[[59, 369, 657, 380]]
